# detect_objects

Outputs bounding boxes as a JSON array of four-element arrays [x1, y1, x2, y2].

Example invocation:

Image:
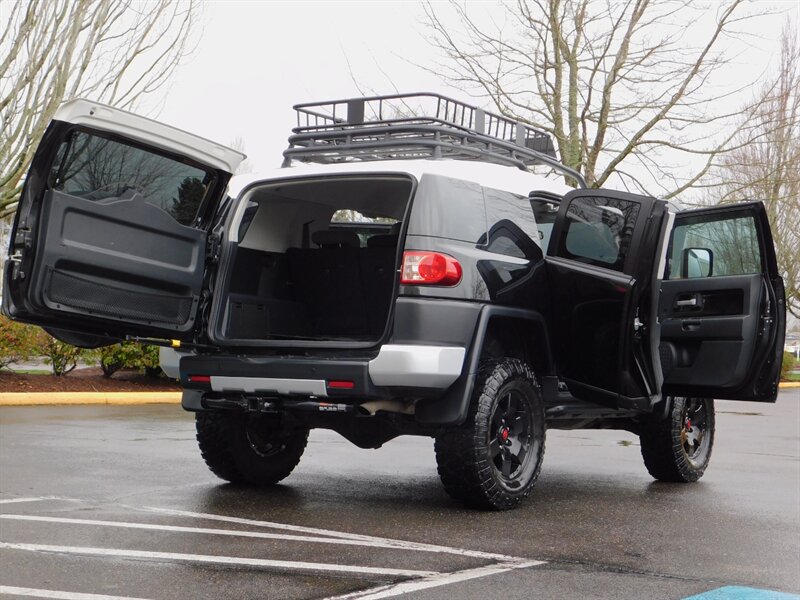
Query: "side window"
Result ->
[[485, 231, 526, 258], [483, 187, 541, 255], [667, 213, 761, 279], [330, 210, 398, 247], [50, 131, 214, 226], [530, 197, 559, 250], [559, 196, 640, 271], [407, 175, 487, 244]]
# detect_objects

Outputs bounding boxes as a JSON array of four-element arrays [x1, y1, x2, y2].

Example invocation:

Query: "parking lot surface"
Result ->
[[1, 390, 798, 599]]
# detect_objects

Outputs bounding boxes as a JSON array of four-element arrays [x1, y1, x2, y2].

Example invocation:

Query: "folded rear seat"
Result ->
[[359, 228, 399, 336], [287, 229, 369, 337]]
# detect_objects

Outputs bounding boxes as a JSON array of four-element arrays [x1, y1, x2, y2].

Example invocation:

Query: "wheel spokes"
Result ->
[[489, 438, 501, 459], [489, 389, 537, 484], [501, 453, 512, 478]]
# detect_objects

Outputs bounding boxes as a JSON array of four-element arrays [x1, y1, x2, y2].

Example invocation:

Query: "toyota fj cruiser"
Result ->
[[2, 93, 786, 510]]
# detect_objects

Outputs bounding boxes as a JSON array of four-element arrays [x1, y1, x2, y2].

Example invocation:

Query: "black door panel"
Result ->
[[3, 108, 236, 343], [662, 203, 784, 402], [30, 189, 205, 331], [546, 189, 668, 409], [547, 257, 632, 396], [660, 275, 761, 390]]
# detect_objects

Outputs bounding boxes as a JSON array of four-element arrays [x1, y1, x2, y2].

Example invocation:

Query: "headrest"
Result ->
[[312, 229, 361, 248], [366, 222, 402, 248], [367, 234, 397, 248]]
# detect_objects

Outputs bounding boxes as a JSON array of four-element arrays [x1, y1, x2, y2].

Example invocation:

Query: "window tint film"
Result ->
[[484, 188, 541, 251], [668, 213, 761, 279], [407, 175, 487, 244], [530, 197, 559, 250], [50, 131, 213, 226], [561, 196, 640, 271]]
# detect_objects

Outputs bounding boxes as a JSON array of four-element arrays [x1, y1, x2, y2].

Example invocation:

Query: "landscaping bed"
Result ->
[[0, 367, 181, 393]]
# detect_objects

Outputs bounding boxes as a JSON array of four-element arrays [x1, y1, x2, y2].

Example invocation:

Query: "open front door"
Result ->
[[546, 189, 668, 409], [2, 99, 244, 344], [659, 202, 785, 402]]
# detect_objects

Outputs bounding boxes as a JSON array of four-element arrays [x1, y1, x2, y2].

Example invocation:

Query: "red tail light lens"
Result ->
[[188, 375, 211, 383], [327, 380, 355, 389], [401, 251, 462, 286]]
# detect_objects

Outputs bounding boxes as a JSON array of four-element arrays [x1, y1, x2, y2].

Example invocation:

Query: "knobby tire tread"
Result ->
[[196, 412, 308, 486], [434, 358, 545, 510], [639, 397, 714, 483]]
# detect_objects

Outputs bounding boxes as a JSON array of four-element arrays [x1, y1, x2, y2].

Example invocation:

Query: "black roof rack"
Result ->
[[282, 92, 586, 188]]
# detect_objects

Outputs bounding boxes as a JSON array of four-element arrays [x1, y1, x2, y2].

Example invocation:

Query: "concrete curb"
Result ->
[[0, 392, 181, 406], [0, 383, 797, 406]]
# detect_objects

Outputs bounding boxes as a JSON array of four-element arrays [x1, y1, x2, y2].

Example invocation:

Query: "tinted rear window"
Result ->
[[407, 174, 487, 243], [50, 131, 213, 225]]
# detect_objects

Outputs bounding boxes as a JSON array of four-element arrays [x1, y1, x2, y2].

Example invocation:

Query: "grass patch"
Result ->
[[4, 369, 51, 375], [782, 372, 800, 382]]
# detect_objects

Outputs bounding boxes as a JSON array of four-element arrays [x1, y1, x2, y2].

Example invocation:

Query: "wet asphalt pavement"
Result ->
[[1, 390, 798, 600]]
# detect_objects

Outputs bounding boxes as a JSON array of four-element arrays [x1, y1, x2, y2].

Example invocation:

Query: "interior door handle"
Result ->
[[676, 297, 698, 307], [682, 319, 701, 331]]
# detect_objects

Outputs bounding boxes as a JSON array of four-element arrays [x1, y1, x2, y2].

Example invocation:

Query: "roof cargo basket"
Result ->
[[282, 92, 586, 187]]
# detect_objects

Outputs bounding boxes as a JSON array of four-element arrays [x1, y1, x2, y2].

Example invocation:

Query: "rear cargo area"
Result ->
[[214, 175, 413, 344]]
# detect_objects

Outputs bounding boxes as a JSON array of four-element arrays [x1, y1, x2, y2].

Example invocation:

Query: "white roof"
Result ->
[[227, 159, 571, 199], [54, 99, 245, 174]]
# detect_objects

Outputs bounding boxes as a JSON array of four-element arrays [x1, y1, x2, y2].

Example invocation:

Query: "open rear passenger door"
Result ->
[[546, 189, 668, 410], [659, 202, 785, 402], [2, 99, 244, 345]]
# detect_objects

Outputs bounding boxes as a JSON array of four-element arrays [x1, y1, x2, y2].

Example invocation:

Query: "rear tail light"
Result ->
[[327, 380, 355, 390], [401, 251, 462, 286], [188, 375, 211, 383]]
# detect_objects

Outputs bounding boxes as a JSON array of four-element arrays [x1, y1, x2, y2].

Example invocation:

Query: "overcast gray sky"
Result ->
[[151, 1, 798, 179], [156, 2, 449, 172]]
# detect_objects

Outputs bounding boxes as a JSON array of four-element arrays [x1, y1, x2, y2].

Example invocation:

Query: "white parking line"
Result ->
[[0, 514, 469, 553], [1, 499, 549, 599], [0, 542, 438, 578], [138, 506, 522, 562], [0, 498, 51, 505], [323, 560, 546, 600], [0, 586, 151, 600]]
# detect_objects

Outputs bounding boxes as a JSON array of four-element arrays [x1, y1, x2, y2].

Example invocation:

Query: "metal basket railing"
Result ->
[[282, 92, 585, 187]]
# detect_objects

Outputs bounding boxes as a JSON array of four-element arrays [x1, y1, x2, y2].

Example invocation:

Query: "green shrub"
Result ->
[[99, 342, 162, 378], [40, 336, 88, 376], [0, 315, 45, 370], [782, 351, 798, 381]]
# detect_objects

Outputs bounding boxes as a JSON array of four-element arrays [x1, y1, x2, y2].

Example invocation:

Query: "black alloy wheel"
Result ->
[[640, 396, 715, 483], [435, 358, 546, 510], [489, 388, 539, 490]]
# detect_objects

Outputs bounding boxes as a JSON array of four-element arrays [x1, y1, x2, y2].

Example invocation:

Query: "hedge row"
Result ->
[[2, 314, 797, 382], [0, 315, 162, 377]]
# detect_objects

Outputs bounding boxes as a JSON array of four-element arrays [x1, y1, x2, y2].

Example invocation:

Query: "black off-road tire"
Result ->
[[195, 412, 309, 486], [639, 397, 715, 483], [434, 358, 546, 510]]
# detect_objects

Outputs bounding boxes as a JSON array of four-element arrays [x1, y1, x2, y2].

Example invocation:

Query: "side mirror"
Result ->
[[681, 247, 713, 278]]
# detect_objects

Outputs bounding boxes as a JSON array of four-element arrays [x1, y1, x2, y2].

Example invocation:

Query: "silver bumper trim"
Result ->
[[368, 344, 466, 388], [210, 376, 328, 396]]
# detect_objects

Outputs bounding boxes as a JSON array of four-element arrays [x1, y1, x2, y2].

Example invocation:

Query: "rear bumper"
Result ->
[[180, 343, 466, 402], [368, 345, 465, 387]]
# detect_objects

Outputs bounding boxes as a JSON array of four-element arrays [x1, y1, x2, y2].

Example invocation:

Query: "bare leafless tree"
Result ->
[[703, 24, 800, 317], [0, 0, 200, 219], [421, 0, 772, 195]]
